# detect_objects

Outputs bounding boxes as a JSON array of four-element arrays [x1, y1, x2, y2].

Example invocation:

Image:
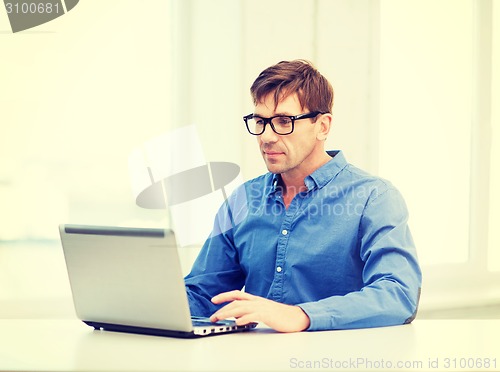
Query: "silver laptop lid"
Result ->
[[59, 224, 193, 333]]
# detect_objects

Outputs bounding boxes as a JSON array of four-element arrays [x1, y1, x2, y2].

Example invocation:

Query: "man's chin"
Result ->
[[265, 163, 285, 174], [262, 156, 288, 174]]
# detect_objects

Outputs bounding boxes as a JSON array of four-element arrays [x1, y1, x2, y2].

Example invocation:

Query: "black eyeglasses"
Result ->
[[243, 111, 325, 135]]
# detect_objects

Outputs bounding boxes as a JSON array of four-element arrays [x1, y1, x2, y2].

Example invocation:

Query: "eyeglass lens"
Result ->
[[247, 116, 293, 135]]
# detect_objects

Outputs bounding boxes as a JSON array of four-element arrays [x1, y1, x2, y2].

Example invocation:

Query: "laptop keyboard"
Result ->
[[191, 317, 232, 327], [192, 320, 215, 327]]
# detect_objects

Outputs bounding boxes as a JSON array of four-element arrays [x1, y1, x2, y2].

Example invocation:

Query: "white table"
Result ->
[[0, 319, 498, 371]]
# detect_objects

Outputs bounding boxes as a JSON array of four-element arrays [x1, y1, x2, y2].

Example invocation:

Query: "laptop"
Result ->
[[59, 224, 257, 338]]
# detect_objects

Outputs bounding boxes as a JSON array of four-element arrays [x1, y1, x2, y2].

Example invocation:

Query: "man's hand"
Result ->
[[210, 290, 310, 333]]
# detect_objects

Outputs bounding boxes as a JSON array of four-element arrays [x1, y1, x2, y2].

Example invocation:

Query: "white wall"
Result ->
[[0, 0, 172, 238]]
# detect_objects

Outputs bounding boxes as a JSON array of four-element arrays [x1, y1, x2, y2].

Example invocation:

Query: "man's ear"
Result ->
[[316, 113, 333, 141]]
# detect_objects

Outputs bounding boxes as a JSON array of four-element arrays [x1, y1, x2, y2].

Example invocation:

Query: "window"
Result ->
[[378, 0, 500, 308], [379, 0, 473, 265], [489, 0, 500, 272]]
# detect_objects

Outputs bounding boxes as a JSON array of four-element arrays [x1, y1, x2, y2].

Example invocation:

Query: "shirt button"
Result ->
[[276, 266, 282, 273], [281, 229, 288, 235]]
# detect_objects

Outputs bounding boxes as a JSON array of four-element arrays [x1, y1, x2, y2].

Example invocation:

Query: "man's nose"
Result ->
[[259, 123, 279, 143]]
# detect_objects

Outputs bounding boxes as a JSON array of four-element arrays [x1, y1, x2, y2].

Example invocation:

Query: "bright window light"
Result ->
[[379, 0, 473, 265], [488, 1, 500, 272]]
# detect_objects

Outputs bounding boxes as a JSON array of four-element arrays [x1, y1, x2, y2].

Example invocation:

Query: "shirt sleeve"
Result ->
[[298, 186, 422, 331], [184, 200, 246, 317]]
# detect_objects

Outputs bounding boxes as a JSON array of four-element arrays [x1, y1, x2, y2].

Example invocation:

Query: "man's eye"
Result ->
[[276, 117, 292, 125]]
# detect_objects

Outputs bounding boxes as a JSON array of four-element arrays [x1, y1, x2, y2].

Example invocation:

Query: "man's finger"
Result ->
[[211, 290, 255, 304], [234, 313, 259, 326], [210, 305, 249, 323]]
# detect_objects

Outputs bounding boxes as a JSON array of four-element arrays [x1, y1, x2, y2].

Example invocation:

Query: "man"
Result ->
[[185, 60, 421, 332]]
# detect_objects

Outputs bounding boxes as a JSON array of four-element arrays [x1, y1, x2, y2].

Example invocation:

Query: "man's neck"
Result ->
[[280, 151, 332, 207]]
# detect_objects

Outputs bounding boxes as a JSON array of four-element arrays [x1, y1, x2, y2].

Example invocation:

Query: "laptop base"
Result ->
[[83, 320, 257, 339]]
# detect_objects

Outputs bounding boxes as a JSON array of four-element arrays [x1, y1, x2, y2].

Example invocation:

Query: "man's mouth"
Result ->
[[263, 150, 284, 158]]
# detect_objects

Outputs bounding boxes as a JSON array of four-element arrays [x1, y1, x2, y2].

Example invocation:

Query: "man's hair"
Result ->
[[250, 60, 333, 114]]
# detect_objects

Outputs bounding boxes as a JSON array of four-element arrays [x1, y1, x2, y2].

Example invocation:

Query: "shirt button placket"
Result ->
[[272, 198, 300, 302], [277, 229, 289, 273], [272, 226, 290, 301]]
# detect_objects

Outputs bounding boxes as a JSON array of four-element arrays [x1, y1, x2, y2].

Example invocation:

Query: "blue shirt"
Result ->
[[185, 150, 422, 330]]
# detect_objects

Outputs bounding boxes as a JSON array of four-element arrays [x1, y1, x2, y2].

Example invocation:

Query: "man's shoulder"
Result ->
[[325, 150, 393, 192], [337, 162, 399, 200]]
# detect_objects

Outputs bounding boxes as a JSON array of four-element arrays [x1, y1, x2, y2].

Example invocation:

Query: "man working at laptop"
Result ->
[[184, 60, 422, 332]]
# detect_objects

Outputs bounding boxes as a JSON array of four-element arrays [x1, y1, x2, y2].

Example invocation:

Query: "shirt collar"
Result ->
[[305, 150, 347, 191], [269, 150, 348, 194]]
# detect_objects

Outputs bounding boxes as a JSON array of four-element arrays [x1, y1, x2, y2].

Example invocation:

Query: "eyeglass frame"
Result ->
[[243, 111, 326, 136]]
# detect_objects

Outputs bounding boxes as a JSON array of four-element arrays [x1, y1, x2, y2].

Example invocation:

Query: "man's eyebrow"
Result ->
[[253, 112, 293, 117]]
